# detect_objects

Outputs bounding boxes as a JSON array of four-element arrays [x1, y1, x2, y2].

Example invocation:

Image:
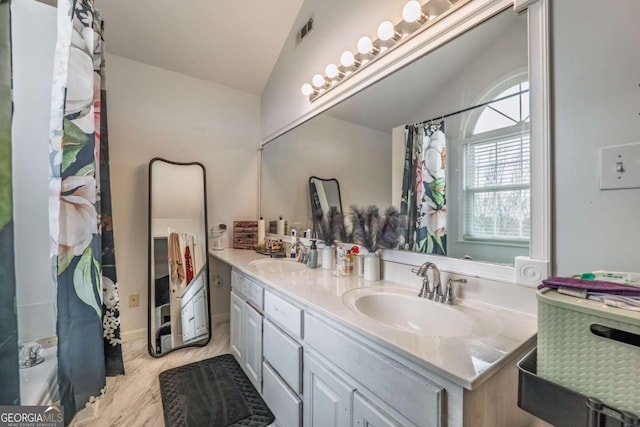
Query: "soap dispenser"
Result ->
[[308, 238, 319, 268]]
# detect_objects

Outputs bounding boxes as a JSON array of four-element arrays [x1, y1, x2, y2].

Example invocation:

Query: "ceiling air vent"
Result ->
[[297, 17, 314, 45]]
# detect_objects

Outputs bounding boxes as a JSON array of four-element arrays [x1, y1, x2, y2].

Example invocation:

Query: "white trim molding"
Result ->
[[524, 0, 552, 279]]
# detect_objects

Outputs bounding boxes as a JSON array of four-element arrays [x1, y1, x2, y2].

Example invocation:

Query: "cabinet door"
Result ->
[[353, 392, 402, 427], [304, 352, 354, 427], [181, 298, 195, 342], [230, 291, 243, 363], [193, 289, 208, 339], [243, 303, 263, 391]]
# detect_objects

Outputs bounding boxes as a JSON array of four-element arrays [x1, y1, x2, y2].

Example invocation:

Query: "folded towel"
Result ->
[[539, 277, 640, 298]]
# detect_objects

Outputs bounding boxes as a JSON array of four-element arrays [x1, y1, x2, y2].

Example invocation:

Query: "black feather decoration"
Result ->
[[328, 206, 346, 243], [313, 209, 331, 245], [347, 204, 406, 252]]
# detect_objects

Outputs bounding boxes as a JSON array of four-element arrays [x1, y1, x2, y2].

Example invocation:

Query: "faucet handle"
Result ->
[[418, 277, 431, 298], [444, 278, 467, 305]]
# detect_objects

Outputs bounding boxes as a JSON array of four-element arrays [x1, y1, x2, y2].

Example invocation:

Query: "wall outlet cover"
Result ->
[[128, 293, 140, 308]]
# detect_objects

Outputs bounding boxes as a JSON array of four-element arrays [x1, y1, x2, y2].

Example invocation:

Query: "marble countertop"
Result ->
[[210, 248, 537, 390]]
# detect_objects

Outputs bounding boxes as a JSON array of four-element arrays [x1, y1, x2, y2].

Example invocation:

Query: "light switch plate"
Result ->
[[599, 142, 640, 190]]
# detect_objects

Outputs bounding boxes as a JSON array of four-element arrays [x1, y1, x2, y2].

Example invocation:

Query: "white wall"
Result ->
[[106, 55, 260, 334], [551, 0, 640, 275], [261, 114, 392, 227], [11, 0, 56, 343]]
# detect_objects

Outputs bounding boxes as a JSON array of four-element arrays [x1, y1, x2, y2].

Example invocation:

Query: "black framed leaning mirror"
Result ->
[[148, 158, 211, 357], [309, 176, 345, 238]]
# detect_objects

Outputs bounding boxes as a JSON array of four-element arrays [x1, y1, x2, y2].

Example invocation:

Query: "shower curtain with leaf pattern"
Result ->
[[49, 0, 124, 422], [401, 121, 447, 255], [0, 0, 20, 406]]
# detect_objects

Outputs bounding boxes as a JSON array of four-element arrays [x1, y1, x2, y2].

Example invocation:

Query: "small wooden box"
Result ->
[[233, 221, 258, 249]]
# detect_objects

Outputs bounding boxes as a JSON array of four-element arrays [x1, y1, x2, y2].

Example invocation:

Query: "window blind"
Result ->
[[464, 131, 530, 241]]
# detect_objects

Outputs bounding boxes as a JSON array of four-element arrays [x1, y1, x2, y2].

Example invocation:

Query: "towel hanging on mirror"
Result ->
[[169, 232, 185, 285]]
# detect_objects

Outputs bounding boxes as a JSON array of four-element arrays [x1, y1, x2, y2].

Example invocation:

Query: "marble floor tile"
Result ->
[[71, 321, 230, 427]]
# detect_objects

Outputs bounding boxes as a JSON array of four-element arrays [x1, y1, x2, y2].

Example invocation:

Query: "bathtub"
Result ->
[[20, 345, 59, 405]]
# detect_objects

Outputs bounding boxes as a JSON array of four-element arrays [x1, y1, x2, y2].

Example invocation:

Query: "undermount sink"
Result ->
[[249, 258, 308, 273], [342, 287, 501, 338]]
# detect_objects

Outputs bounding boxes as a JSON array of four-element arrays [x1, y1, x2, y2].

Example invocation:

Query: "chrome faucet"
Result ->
[[290, 240, 308, 264], [415, 262, 441, 300], [443, 278, 467, 305]]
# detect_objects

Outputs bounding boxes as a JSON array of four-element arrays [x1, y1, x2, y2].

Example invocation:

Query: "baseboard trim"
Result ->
[[121, 328, 146, 343], [212, 313, 230, 324], [120, 315, 228, 343]]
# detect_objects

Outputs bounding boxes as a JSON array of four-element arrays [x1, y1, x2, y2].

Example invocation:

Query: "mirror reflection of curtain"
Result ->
[[401, 121, 447, 255], [0, 0, 20, 405], [48, 1, 123, 422]]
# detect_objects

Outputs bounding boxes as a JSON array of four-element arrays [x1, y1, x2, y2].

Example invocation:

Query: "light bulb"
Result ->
[[357, 36, 374, 54], [325, 63, 339, 79], [312, 74, 326, 88], [301, 83, 314, 96], [377, 21, 398, 41], [340, 50, 356, 67], [403, 0, 424, 23]]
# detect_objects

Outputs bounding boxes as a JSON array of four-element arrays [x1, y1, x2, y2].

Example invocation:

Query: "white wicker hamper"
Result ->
[[537, 289, 640, 414]]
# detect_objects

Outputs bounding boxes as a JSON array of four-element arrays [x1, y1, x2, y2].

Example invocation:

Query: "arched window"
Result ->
[[463, 78, 530, 243]]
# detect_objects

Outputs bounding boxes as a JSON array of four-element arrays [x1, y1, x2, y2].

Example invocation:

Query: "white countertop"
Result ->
[[211, 248, 537, 390]]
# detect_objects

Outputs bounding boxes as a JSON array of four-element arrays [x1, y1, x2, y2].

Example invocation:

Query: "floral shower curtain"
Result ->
[[0, 0, 20, 406], [401, 121, 447, 255], [49, 0, 123, 422]]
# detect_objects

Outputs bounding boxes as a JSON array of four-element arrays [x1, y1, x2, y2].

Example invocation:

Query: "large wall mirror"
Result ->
[[261, 2, 550, 283], [148, 158, 211, 357]]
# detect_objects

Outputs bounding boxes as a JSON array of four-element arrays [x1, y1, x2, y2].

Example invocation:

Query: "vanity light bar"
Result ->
[[299, 0, 468, 101]]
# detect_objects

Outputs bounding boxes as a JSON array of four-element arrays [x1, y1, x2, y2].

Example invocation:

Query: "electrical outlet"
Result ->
[[213, 274, 223, 288], [128, 293, 139, 308]]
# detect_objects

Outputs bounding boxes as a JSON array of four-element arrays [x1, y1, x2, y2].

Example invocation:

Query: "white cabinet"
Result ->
[[180, 297, 195, 342], [353, 392, 402, 427], [229, 290, 263, 391], [193, 289, 208, 338], [230, 271, 264, 392], [263, 361, 302, 427], [180, 272, 209, 344], [304, 351, 354, 427], [243, 302, 263, 389], [305, 313, 443, 427], [263, 319, 302, 394], [230, 291, 243, 361]]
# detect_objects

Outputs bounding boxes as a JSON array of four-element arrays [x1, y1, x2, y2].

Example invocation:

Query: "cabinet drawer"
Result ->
[[305, 313, 443, 427], [232, 270, 263, 310], [265, 291, 302, 339], [264, 319, 302, 394], [263, 361, 301, 427]]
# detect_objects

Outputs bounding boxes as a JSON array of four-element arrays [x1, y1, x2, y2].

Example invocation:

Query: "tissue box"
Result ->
[[537, 290, 640, 414]]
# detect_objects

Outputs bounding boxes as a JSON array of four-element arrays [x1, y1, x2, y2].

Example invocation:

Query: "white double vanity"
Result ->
[[213, 249, 540, 427]]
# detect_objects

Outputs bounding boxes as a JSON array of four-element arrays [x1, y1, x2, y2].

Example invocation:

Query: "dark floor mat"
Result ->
[[159, 354, 274, 427]]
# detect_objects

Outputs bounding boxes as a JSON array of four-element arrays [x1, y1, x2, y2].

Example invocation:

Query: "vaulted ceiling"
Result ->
[[38, 0, 304, 95]]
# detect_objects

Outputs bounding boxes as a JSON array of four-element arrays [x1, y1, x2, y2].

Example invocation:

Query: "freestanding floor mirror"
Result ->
[[148, 158, 211, 357]]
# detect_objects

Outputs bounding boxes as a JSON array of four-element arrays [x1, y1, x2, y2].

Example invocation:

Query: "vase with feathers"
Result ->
[[347, 205, 406, 280]]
